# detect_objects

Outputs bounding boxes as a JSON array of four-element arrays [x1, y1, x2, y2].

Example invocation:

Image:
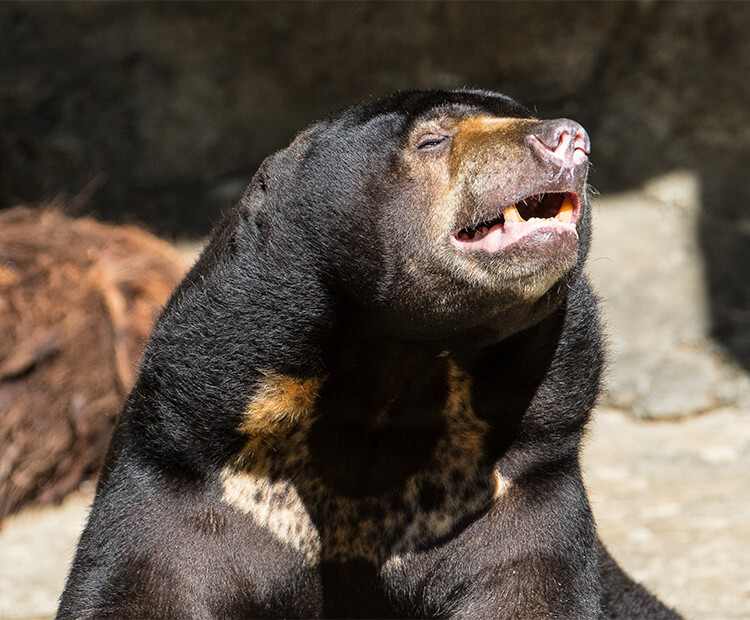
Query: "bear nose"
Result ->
[[525, 119, 590, 168]]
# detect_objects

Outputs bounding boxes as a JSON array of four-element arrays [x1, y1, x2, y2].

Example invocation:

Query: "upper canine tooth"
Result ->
[[556, 196, 575, 224], [503, 205, 525, 223]]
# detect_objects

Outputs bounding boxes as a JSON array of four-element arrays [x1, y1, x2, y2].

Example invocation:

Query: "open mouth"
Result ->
[[451, 191, 580, 253]]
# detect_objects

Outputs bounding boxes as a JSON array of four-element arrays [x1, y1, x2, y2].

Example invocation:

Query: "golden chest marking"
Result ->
[[220, 363, 511, 565]]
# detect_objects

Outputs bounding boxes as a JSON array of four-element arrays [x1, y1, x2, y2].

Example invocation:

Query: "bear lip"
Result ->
[[450, 191, 580, 254]]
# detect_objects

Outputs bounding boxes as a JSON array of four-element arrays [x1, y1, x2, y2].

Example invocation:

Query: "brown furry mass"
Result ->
[[0, 207, 186, 521]]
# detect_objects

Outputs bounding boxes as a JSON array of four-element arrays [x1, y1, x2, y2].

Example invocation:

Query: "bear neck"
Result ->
[[127, 236, 598, 480]]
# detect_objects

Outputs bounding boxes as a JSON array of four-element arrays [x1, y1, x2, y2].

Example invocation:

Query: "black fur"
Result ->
[[58, 89, 682, 619]]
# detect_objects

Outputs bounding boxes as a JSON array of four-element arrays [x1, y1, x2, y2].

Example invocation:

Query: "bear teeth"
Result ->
[[455, 192, 577, 242]]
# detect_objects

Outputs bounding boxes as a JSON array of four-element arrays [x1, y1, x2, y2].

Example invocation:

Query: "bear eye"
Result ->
[[417, 134, 449, 151]]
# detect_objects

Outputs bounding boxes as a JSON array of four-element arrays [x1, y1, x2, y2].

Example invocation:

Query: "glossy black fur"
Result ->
[[58, 90, 682, 619]]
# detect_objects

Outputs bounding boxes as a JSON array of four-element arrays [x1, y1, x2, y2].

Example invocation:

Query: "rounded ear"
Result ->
[[236, 145, 303, 220], [238, 154, 275, 216], [174, 153, 289, 301]]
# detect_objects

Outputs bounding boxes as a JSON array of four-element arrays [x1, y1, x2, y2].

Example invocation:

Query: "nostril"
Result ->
[[552, 130, 573, 156], [573, 129, 590, 155]]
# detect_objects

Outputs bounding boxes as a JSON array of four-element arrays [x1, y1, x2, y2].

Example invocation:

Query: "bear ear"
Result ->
[[254, 156, 275, 193], [238, 154, 276, 216], [253, 157, 272, 194]]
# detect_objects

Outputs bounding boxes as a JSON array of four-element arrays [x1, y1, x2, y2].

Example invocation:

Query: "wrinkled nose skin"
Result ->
[[525, 119, 590, 170]]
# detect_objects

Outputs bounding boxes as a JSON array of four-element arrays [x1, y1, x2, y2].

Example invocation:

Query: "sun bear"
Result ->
[[58, 89, 682, 619]]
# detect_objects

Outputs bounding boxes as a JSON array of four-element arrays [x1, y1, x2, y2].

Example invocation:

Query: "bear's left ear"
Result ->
[[238, 154, 275, 217], [238, 144, 303, 217]]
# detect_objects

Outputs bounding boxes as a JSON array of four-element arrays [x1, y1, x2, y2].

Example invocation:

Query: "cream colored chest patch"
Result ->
[[220, 363, 511, 565]]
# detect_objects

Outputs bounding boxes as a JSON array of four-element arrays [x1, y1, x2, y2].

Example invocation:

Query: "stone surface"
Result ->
[[583, 407, 750, 620], [0, 1, 622, 234], [1, 3, 749, 226], [0, 486, 92, 619], [587, 172, 750, 418]]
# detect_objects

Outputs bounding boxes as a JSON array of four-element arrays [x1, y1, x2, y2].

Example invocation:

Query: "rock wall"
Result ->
[[3, 3, 747, 223]]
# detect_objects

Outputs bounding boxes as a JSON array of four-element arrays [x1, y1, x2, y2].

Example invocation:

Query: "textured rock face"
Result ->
[[1, 2, 748, 370], [588, 173, 750, 418], [1, 3, 747, 219], [0, 2, 620, 235]]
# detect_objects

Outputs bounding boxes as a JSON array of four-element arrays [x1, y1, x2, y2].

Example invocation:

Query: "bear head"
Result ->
[[241, 89, 591, 346]]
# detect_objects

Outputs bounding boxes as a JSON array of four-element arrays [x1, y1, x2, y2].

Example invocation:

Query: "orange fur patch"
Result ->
[[450, 116, 536, 173], [237, 373, 325, 456]]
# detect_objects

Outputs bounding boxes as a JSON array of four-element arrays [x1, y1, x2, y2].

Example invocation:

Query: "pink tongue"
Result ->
[[457, 205, 523, 242], [464, 221, 557, 252]]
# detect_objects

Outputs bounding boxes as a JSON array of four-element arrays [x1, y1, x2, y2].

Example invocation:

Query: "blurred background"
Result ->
[[1, 2, 749, 619]]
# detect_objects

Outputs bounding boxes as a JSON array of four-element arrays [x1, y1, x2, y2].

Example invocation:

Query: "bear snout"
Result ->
[[525, 119, 590, 169]]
